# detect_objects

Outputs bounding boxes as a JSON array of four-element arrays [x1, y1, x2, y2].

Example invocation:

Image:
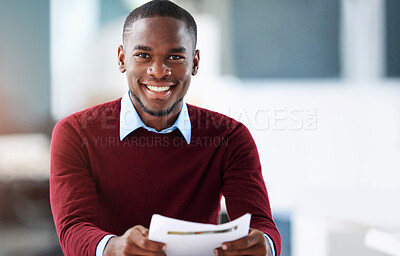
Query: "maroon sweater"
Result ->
[[50, 98, 281, 256]]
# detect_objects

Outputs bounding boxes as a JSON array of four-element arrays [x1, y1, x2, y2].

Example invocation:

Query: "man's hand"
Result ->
[[104, 225, 166, 256], [214, 228, 273, 256]]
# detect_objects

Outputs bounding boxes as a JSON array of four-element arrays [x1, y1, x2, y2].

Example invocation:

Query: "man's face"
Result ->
[[118, 16, 199, 117]]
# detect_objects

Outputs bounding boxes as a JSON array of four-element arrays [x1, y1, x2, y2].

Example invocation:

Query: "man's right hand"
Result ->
[[104, 225, 166, 256]]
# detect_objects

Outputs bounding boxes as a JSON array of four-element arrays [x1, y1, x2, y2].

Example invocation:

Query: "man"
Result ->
[[50, 1, 281, 255]]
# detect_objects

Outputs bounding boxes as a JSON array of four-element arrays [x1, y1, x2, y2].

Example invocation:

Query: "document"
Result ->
[[148, 213, 251, 256]]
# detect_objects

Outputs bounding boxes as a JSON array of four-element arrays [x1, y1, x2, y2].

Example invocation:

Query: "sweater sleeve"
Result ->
[[50, 116, 112, 256], [222, 123, 282, 256]]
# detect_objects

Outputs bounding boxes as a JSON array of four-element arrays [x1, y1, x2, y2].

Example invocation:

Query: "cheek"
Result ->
[[126, 65, 145, 82], [173, 65, 192, 80]]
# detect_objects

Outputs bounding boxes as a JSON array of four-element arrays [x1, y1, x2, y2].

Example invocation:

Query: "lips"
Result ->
[[145, 84, 172, 92], [141, 82, 177, 99]]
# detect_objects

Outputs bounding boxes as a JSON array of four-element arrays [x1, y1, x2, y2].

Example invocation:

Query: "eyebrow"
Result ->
[[132, 45, 187, 54], [133, 45, 152, 51], [170, 47, 187, 54]]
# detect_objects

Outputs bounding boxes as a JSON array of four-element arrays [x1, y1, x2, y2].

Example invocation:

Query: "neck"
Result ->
[[129, 94, 182, 132]]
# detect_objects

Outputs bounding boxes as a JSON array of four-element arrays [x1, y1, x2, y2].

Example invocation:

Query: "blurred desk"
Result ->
[[293, 187, 400, 256], [365, 229, 400, 256], [0, 224, 62, 256], [0, 133, 51, 224], [0, 133, 50, 180], [0, 134, 62, 255]]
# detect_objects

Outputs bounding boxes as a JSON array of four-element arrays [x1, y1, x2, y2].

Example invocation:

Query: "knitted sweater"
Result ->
[[50, 98, 281, 256]]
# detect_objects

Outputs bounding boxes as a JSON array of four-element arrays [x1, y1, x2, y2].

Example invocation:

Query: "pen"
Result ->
[[167, 225, 238, 235]]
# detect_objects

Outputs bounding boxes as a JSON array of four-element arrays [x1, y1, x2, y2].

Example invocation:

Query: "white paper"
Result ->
[[149, 213, 251, 256]]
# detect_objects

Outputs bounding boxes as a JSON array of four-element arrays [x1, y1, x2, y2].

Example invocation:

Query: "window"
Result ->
[[231, 0, 340, 79], [386, 0, 400, 77]]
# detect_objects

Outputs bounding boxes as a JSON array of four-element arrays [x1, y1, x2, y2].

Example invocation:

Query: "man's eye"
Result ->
[[169, 55, 184, 60], [136, 53, 149, 58]]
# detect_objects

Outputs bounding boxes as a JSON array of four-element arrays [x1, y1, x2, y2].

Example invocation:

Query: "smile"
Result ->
[[145, 85, 171, 92], [142, 82, 177, 94]]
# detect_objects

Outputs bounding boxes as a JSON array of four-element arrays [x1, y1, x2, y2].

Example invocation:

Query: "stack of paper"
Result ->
[[149, 213, 251, 256]]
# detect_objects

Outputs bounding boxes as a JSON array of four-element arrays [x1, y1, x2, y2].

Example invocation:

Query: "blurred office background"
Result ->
[[0, 0, 399, 255]]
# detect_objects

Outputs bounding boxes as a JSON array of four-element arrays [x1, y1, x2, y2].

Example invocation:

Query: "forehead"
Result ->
[[124, 16, 194, 50]]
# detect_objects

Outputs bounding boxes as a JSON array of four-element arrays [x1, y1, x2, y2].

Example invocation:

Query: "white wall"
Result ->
[[51, 0, 100, 119]]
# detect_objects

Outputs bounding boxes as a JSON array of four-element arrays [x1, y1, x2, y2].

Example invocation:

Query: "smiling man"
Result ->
[[50, 1, 281, 256], [118, 14, 198, 131]]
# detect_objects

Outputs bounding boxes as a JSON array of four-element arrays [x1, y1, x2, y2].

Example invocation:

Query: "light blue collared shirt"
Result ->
[[96, 91, 275, 256], [119, 91, 191, 144]]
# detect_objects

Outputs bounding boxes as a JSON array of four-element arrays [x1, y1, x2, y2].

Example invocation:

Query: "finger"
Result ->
[[222, 229, 264, 251], [217, 243, 267, 256], [214, 247, 224, 256], [136, 225, 150, 237], [123, 243, 166, 256], [127, 226, 166, 252]]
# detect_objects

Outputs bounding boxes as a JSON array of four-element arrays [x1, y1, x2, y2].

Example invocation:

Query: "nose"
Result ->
[[147, 61, 171, 78]]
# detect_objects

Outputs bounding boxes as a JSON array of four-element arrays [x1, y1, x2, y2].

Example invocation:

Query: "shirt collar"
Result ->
[[119, 91, 191, 144]]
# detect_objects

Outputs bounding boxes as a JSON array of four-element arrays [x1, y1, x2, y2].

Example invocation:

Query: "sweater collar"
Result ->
[[119, 91, 191, 144]]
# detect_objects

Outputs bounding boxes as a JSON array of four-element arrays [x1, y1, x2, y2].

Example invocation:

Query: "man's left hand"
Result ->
[[214, 228, 272, 256]]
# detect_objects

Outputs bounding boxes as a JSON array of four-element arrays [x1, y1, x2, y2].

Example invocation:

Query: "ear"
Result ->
[[192, 49, 200, 76], [118, 45, 126, 73]]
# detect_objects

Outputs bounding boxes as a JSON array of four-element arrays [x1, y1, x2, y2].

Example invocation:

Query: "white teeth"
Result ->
[[146, 85, 171, 92]]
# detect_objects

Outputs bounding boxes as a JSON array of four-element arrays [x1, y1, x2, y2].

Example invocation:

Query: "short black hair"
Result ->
[[123, 0, 197, 46]]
